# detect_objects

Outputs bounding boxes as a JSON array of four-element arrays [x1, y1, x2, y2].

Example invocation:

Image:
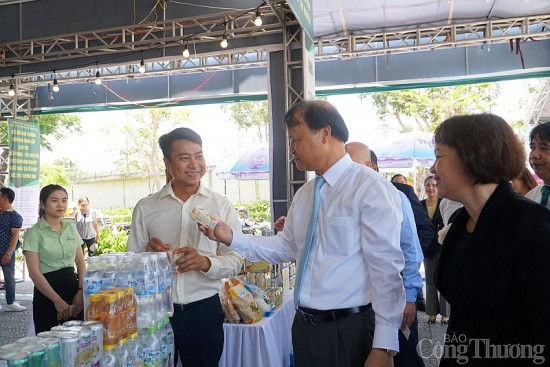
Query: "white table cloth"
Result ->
[[219, 292, 295, 367]]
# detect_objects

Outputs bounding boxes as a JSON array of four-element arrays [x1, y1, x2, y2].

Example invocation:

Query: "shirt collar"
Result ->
[[321, 153, 352, 187], [37, 217, 70, 231], [159, 181, 211, 202]]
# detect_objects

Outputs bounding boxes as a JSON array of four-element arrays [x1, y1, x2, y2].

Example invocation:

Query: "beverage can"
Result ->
[[77, 326, 93, 367], [63, 320, 84, 327], [42, 331, 80, 367], [82, 321, 103, 367], [35, 337, 61, 367], [14, 336, 43, 345], [0, 351, 30, 367], [19, 344, 46, 367]]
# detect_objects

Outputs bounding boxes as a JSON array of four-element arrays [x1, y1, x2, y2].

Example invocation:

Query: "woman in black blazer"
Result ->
[[420, 176, 449, 325], [430, 114, 550, 366]]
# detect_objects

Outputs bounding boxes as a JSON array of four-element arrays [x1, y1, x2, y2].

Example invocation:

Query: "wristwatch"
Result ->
[[375, 348, 398, 357]]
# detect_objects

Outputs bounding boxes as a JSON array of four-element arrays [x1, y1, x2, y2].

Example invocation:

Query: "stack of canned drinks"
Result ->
[[0, 335, 62, 367]]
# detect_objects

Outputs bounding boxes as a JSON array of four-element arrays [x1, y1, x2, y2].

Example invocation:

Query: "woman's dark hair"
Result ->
[[284, 100, 349, 142], [424, 175, 435, 185], [516, 167, 537, 192], [434, 113, 524, 184], [39, 184, 68, 218]]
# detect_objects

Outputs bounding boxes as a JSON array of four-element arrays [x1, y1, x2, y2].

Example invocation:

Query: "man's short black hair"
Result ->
[[0, 187, 16, 203], [370, 150, 378, 166], [158, 127, 203, 161], [529, 121, 550, 144]]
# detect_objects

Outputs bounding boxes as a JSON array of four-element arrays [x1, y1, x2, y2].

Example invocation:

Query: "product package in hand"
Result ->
[[190, 205, 221, 229], [224, 277, 263, 324], [245, 283, 275, 317]]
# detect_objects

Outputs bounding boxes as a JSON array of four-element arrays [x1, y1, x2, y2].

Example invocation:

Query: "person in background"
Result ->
[[128, 127, 243, 367], [391, 174, 408, 185], [346, 141, 426, 367], [0, 187, 26, 312], [511, 167, 537, 197], [23, 184, 85, 333], [421, 175, 450, 325], [526, 121, 550, 209], [432, 114, 550, 366], [74, 196, 99, 257], [237, 206, 255, 233], [200, 100, 405, 367]]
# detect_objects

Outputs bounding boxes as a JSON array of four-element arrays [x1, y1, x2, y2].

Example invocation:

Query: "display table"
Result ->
[[219, 292, 295, 367]]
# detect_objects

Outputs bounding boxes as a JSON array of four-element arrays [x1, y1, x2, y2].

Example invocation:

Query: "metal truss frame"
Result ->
[[316, 14, 550, 60]]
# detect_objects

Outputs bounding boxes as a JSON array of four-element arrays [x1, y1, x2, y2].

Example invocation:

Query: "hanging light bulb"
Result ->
[[220, 34, 228, 49], [52, 78, 60, 92], [8, 82, 15, 97], [182, 43, 190, 58], [254, 9, 262, 27], [95, 70, 102, 85], [138, 58, 146, 73]]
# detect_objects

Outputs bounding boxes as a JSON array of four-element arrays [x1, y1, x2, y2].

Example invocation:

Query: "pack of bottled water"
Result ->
[[82, 251, 175, 367]]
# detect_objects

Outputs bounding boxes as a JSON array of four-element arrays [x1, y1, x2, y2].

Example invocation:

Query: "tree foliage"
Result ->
[[40, 161, 71, 187], [365, 84, 499, 132], [31, 114, 82, 150], [221, 101, 269, 143], [115, 108, 190, 193]]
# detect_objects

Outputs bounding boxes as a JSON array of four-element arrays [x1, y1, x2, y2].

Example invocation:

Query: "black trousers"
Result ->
[[394, 316, 426, 367], [81, 237, 96, 257], [33, 267, 83, 334], [170, 294, 224, 367], [292, 307, 375, 367]]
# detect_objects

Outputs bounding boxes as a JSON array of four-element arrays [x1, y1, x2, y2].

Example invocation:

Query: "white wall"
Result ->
[[70, 170, 270, 209]]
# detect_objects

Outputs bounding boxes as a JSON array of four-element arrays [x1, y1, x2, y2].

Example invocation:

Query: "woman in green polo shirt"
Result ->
[[23, 184, 86, 333]]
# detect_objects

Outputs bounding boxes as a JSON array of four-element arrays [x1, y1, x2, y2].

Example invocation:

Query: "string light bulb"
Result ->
[[8, 80, 15, 97], [182, 43, 190, 58], [220, 33, 228, 49], [254, 9, 262, 27], [52, 78, 60, 92], [138, 58, 146, 73], [95, 70, 102, 85]]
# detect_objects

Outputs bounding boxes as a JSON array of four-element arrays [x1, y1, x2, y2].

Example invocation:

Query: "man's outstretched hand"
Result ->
[[198, 221, 234, 246]]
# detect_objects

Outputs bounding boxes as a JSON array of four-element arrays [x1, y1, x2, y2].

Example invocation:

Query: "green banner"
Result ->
[[8, 118, 40, 188], [8, 118, 41, 227], [287, 0, 314, 51]]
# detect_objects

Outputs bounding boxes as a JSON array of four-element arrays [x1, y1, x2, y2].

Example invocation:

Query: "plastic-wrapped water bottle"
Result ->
[[83, 256, 103, 315], [144, 253, 164, 325], [161, 317, 175, 367], [102, 344, 118, 367], [135, 256, 153, 329], [101, 256, 117, 291], [157, 319, 168, 367], [126, 333, 143, 367], [141, 326, 161, 367], [118, 338, 130, 367], [157, 252, 174, 317], [118, 255, 137, 289]]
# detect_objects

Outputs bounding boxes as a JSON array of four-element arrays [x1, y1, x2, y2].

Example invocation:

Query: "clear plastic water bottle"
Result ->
[[141, 326, 161, 367], [127, 333, 143, 367], [101, 256, 117, 291], [135, 256, 153, 329], [157, 252, 174, 317], [102, 344, 118, 367], [157, 319, 168, 367], [144, 253, 164, 324], [162, 317, 175, 367], [118, 338, 130, 367], [119, 255, 137, 289], [83, 256, 103, 316]]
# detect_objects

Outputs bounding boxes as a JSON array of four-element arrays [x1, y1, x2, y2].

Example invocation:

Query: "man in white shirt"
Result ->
[[201, 100, 405, 367], [526, 122, 550, 210], [127, 127, 243, 367]]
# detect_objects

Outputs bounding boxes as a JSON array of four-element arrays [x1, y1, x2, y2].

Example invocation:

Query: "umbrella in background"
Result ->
[[215, 146, 270, 180], [370, 132, 435, 170]]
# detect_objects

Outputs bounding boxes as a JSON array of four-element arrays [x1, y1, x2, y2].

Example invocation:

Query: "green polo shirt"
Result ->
[[23, 218, 83, 274]]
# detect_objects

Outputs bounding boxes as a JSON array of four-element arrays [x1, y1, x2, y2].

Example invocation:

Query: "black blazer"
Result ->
[[392, 182, 435, 253], [421, 197, 443, 259], [436, 182, 550, 366]]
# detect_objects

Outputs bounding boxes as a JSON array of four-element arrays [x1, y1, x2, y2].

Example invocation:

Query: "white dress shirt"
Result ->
[[526, 184, 550, 210], [231, 154, 405, 351], [127, 182, 243, 304]]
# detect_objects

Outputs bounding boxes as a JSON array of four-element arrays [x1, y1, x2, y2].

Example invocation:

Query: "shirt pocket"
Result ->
[[323, 216, 354, 257]]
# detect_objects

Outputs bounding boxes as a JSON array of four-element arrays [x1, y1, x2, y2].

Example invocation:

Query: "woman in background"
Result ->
[[24, 184, 85, 333], [432, 114, 550, 366], [511, 167, 537, 196], [421, 175, 449, 325]]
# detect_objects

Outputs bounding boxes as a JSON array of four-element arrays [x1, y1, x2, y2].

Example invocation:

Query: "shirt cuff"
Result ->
[[372, 324, 400, 352], [405, 287, 419, 303]]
